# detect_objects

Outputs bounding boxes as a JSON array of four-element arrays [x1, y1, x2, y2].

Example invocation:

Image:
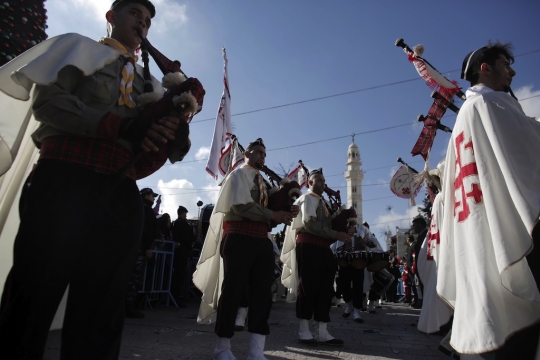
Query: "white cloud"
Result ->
[[71, 0, 111, 20], [371, 207, 420, 244], [515, 85, 540, 120], [155, 178, 220, 220], [151, 1, 188, 35], [194, 146, 211, 160]]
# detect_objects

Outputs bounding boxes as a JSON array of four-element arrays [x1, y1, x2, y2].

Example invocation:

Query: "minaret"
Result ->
[[344, 135, 364, 224]]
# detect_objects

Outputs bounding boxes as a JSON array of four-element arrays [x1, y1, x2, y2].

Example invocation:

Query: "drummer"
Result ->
[[336, 222, 377, 323]]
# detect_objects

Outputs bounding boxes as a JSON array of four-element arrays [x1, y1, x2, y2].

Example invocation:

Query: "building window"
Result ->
[[353, 202, 357, 209], [352, 186, 356, 193]]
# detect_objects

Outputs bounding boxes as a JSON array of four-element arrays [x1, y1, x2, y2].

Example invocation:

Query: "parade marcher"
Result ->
[[409, 216, 426, 309], [125, 187, 159, 318], [386, 249, 401, 303], [416, 161, 453, 335], [0, 0, 205, 358], [193, 138, 298, 360], [364, 228, 385, 313], [281, 168, 353, 346], [334, 223, 376, 323], [171, 205, 193, 307], [438, 41, 540, 358]]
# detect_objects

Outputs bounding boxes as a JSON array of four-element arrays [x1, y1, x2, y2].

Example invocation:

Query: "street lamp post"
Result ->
[[197, 200, 203, 219]]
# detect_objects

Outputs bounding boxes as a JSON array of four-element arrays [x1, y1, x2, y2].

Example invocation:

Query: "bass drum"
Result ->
[[371, 268, 395, 296], [367, 251, 390, 272], [349, 251, 368, 269]]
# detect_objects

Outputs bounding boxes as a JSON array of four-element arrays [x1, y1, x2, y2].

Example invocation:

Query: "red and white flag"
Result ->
[[287, 163, 307, 188], [389, 165, 422, 205], [206, 47, 232, 180], [218, 136, 244, 177]]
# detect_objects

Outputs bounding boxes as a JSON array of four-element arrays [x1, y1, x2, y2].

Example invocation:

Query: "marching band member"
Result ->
[[417, 161, 453, 335], [0, 1, 205, 358], [438, 42, 540, 358], [335, 223, 376, 323], [193, 138, 298, 360], [281, 168, 353, 346]]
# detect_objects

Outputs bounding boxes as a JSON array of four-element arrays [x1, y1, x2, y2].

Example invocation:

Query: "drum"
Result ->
[[371, 268, 395, 296], [335, 251, 350, 268], [367, 251, 390, 272], [349, 251, 368, 269]]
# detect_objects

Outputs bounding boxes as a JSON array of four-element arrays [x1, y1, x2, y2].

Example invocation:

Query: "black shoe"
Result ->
[[234, 325, 244, 331], [412, 300, 423, 309], [354, 318, 364, 324], [342, 311, 351, 318], [321, 338, 344, 347], [299, 338, 318, 345]]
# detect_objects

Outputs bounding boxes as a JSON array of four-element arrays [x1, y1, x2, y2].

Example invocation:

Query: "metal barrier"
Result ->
[[139, 239, 178, 309]]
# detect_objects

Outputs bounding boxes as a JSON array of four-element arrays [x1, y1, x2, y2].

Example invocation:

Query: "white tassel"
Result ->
[[137, 91, 162, 106], [162, 72, 187, 89], [413, 44, 425, 57], [172, 91, 198, 114]]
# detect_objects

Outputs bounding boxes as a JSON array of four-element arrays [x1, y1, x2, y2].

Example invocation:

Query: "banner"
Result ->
[[206, 47, 232, 180]]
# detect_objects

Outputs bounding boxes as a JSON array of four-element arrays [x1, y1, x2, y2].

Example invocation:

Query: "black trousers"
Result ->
[[215, 233, 274, 338], [386, 269, 400, 302], [0, 161, 143, 360], [171, 246, 192, 301], [296, 243, 335, 322], [338, 266, 364, 309]]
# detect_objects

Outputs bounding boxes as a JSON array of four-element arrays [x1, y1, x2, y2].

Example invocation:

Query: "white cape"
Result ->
[[192, 166, 261, 324], [417, 192, 453, 334], [437, 87, 540, 353], [280, 192, 321, 303], [0, 33, 161, 176]]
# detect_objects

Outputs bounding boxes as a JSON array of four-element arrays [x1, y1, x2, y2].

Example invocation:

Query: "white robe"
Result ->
[[417, 192, 453, 334], [280, 192, 324, 303], [437, 86, 540, 354], [192, 165, 262, 324]]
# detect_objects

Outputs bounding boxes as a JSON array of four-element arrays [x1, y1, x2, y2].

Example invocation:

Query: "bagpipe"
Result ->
[[322, 183, 358, 233], [395, 38, 462, 160], [260, 162, 303, 215], [135, 30, 205, 163]]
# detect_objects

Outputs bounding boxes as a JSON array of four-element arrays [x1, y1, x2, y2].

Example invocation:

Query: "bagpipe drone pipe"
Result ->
[[118, 30, 206, 176], [260, 163, 302, 216], [322, 182, 358, 233]]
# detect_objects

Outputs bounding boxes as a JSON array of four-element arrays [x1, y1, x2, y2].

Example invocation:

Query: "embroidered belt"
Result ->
[[223, 220, 268, 238]]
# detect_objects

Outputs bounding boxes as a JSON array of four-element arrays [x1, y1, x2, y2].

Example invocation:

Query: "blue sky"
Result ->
[[45, 0, 540, 242]]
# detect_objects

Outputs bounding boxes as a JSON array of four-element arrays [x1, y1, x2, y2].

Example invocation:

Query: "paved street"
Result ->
[[44, 297, 447, 359]]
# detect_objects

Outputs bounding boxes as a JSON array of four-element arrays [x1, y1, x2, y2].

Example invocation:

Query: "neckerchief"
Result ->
[[307, 190, 329, 218], [241, 164, 268, 207], [98, 37, 139, 108]]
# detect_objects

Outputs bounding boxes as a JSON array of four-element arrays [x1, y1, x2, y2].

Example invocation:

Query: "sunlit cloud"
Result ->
[[194, 146, 211, 160], [515, 85, 540, 120]]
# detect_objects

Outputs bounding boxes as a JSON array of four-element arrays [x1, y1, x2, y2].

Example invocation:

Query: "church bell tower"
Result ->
[[344, 136, 364, 224]]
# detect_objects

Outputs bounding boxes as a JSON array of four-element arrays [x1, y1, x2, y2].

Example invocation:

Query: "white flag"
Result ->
[[389, 165, 423, 202], [287, 163, 308, 188], [218, 136, 244, 177], [206, 47, 232, 180]]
